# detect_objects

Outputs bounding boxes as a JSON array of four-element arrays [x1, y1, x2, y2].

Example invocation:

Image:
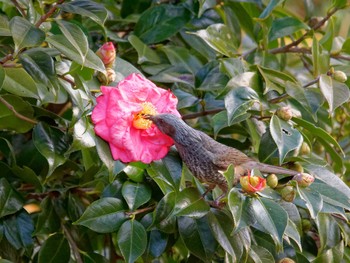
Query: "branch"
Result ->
[[62, 223, 83, 263], [11, 0, 26, 17], [35, 0, 65, 28], [269, 7, 339, 54], [182, 108, 225, 120], [0, 96, 38, 124]]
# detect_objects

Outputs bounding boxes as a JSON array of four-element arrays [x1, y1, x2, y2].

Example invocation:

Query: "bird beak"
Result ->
[[143, 114, 154, 120]]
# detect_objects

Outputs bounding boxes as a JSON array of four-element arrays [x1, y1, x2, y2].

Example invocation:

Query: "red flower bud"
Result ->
[[96, 42, 116, 68], [240, 174, 266, 194]]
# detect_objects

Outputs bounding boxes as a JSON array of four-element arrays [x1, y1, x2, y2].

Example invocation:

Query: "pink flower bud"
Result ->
[[240, 174, 266, 194], [293, 173, 314, 187], [96, 42, 116, 68]]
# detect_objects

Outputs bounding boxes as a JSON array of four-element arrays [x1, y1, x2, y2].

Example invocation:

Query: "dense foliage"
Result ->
[[0, 0, 350, 262]]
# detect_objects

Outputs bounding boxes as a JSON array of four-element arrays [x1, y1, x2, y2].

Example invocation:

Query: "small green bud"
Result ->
[[300, 142, 311, 155], [266, 174, 278, 188], [333, 71, 347, 83], [281, 186, 296, 202], [285, 162, 304, 173], [294, 173, 314, 187], [302, 219, 312, 232], [276, 106, 293, 121]]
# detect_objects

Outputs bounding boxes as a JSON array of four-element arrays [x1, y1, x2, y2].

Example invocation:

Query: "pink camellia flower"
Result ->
[[240, 173, 266, 194], [92, 73, 180, 163], [96, 42, 116, 68]]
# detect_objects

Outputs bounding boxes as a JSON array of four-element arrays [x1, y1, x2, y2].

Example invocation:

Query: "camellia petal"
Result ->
[[92, 73, 180, 163]]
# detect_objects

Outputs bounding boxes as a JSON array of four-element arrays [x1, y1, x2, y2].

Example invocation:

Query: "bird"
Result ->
[[146, 113, 301, 202]]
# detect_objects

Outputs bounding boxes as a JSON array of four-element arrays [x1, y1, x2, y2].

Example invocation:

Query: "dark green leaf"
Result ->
[[134, 4, 191, 44], [269, 17, 309, 41], [270, 116, 302, 164], [178, 215, 217, 261], [0, 178, 23, 218], [117, 220, 147, 263], [228, 188, 245, 226], [38, 233, 70, 263], [59, 0, 108, 27], [0, 95, 35, 133], [33, 123, 69, 176], [2, 68, 39, 98], [9, 17, 45, 55], [315, 213, 341, 253], [248, 245, 274, 263], [297, 187, 323, 219], [259, 0, 284, 19], [74, 197, 126, 233], [145, 229, 168, 258], [152, 192, 176, 233], [173, 188, 210, 218], [122, 181, 151, 211]]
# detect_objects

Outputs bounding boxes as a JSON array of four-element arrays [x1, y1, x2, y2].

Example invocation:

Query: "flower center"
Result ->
[[133, 102, 157, 130]]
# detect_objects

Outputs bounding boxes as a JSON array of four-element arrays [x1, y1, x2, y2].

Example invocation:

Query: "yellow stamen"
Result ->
[[133, 102, 157, 129]]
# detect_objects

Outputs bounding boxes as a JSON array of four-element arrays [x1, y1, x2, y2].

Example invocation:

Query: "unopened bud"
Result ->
[[278, 258, 296, 263], [284, 162, 304, 173], [96, 42, 116, 68], [302, 219, 312, 232], [333, 71, 347, 83], [266, 174, 278, 188], [276, 106, 293, 121], [300, 142, 310, 155], [294, 173, 314, 187], [106, 68, 116, 83], [281, 186, 296, 202]]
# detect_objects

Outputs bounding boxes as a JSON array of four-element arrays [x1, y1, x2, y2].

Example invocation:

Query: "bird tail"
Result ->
[[241, 161, 301, 176]]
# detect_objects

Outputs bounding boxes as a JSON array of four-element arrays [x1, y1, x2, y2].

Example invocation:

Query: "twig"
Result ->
[[35, 0, 65, 28], [269, 7, 339, 54], [0, 96, 38, 124], [182, 108, 225, 120], [0, 54, 13, 65], [125, 205, 156, 217], [58, 75, 75, 87], [62, 223, 83, 263], [11, 0, 26, 17]]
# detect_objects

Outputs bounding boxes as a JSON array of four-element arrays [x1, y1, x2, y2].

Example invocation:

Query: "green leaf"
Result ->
[[152, 192, 176, 233], [319, 74, 350, 114], [94, 136, 114, 173], [270, 115, 302, 164], [228, 188, 245, 227], [56, 20, 89, 65], [2, 68, 39, 98], [285, 219, 302, 250], [112, 57, 143, 84], [33, 123, 69, 176], [292, 117, 345, 156], [59, 0, 108, 27], [47, 34, 105, 72], [73, 116, 96, 148], [297, 187, 323, 219], [178, 215, 217, 261], [173, 188, 210, 218], [251, 197, 288, 249], [224, 86, 258, 125], [11, 166, 42, 191], [315, 213, 341, 253], [248, 245, 274, 263], [269, 17, 309, 41], [19, 50, 58, 89], [0, 15, 11, 36], [122, 181, 151, 211], [38, 233, 70, 263], [128, 35, 161, 64], [34, 197, 60, 235], [259, 0, 284, 19], [0, 95, 35, 133], [9, 16, 45, 55], [145, 229, 168, 258], [192, 24, 237, 57], [207, 209, 237, 257], [117, 220, 147, 263], [257, 66, 297, 94], [134, 4, 191, 44], [74, 197, 126, 233], [0, 178, 23, 218]]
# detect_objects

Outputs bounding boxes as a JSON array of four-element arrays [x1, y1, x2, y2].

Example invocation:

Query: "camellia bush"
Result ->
[[1, 0, 350, 262]]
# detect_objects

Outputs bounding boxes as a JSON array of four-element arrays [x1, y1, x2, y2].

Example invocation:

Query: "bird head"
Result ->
[[144, 113, 181, 137]]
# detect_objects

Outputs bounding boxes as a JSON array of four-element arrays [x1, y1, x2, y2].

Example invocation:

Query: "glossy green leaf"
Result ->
[[33, 123, 69, 176], [173, 188, 210, 218], [128, 35, 161, 64], [34, 197, 60, 235], [269, 17, 309, 41], [259, 0, 284, 19], [11, 166, 42, 191], [297, 187, 323, 219], [134, 4, 191, 44], [225, 86, 258, 125], [248, 245, 274, 263], [38, 233, 70, 263], [59, 0, 108, 27], [73, 117, 96, 148], [2, 68, 39, 98], [251, 197, 288, 248], [117, 220, 147, 263], [94, 136, 114, 173], [145, 229, 168, 258], [56, 20, 89, 65], [122, 181, 151, 211], [152, 192, 176, 233], [74, 197, 126, 233], [285, 219, 302, 250], [207, 209, 237, 257], [3, 210, 34, 249], [270, 115, 302, 164], [47, 35, 105, 72], [178, 215, 217, 261], [192, 24, 237, 57], [0, 15, 10, 36], [0, 178, 23, 218], [315, 213, 341, 253], [292, 117, 344, 156], [228, 188, 245, 226], [257, 66, 297, 94], [319, 74, 350, 114], [9, 17, 45, 55], [0, 95, 35, 133]]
